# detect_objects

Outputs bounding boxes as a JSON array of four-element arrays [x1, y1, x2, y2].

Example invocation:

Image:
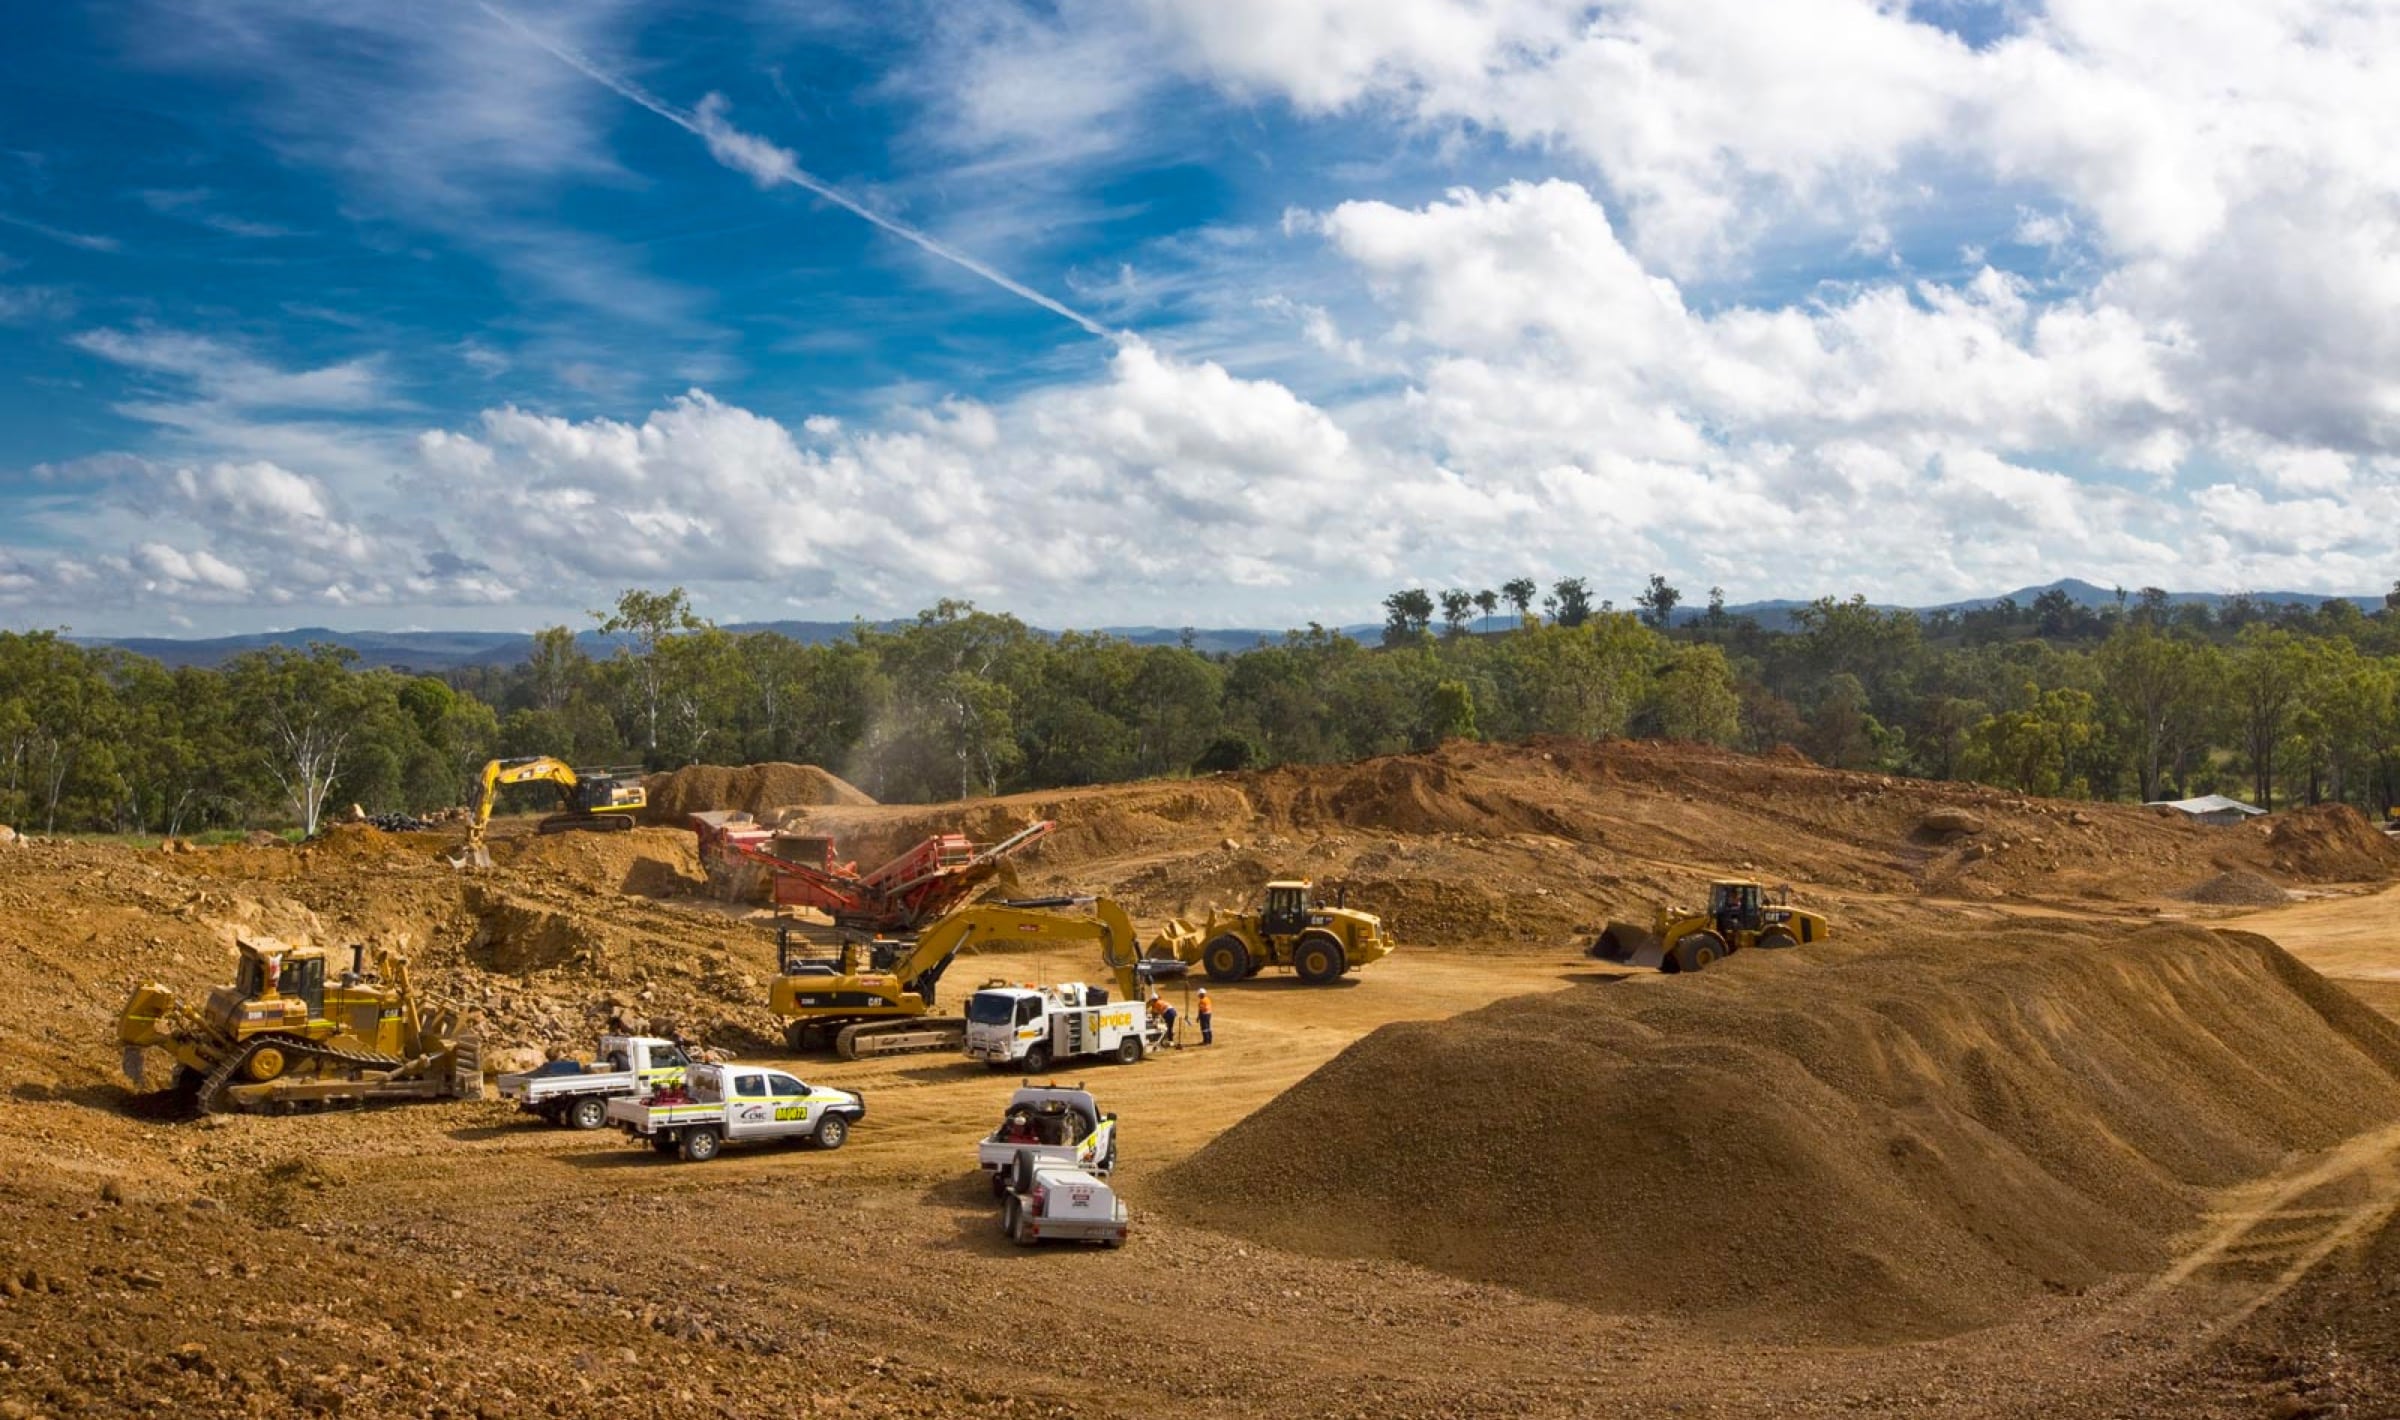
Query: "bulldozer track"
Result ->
[[2144, 1120, 2400, 1340], [197, 1034, 408, 1114]]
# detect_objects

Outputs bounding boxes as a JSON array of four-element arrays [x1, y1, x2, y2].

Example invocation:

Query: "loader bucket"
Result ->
[[1592, 922, 1661, 968], [1148, 918, 1203, 962]]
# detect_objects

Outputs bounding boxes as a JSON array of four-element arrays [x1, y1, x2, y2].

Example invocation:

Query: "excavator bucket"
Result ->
[[1592, 921, 1662, 969]]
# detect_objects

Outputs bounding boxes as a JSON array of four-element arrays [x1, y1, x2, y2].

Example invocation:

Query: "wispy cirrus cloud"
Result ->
[[136, 187, 300, 239], [0, 211, 122, 253]]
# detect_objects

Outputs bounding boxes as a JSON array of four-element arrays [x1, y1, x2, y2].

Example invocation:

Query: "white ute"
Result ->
[[997, 1150, 1130, 1248], [964, 981, 1158, 1072], [975, 1086, 1117, 1196], [496, 1034, 689, 1130], [605, 1062, 864, 1162]]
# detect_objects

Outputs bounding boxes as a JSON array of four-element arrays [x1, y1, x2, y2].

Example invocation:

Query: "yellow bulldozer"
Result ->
[[1178, 879, 1392, 985], [119, 935, 483, 1115], [1591, 879, 1828, 973]]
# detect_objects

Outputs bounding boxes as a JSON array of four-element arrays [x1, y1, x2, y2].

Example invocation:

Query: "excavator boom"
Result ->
[[769, 896, 1182, 1059], [454, 756, 645, 868]]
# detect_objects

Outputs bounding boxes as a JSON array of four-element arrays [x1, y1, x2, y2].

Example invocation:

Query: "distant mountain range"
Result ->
[[66, 578, 2381, 671], [73, 620, 1374, 670], [1671, 577, 2382, 632]]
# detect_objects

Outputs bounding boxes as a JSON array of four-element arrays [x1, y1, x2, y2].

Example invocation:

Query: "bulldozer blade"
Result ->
[[1593, 921, 1662, 969]]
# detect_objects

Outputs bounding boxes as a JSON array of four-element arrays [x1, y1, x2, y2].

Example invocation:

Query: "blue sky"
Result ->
[[3, 1, 2396, 636]]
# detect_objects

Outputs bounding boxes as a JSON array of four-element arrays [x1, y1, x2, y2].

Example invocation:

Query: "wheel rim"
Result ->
[[821, 1118, 845, 1147], [246, 1046, 286, 1082]]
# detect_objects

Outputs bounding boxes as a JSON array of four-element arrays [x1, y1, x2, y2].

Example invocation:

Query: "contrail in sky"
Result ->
[[477, 2, 1115, 340]]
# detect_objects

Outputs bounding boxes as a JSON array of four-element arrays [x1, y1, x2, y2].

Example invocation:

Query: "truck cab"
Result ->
[[964, 982, 1153, 1073], [497, 1034, 690, 1130], [606, 1061, 864, 1162]]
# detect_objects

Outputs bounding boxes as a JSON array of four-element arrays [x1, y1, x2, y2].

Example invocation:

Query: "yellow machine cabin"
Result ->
[[1178, 879, 1392, 985], [118, 935, 482, 1114], [1592, 880, 1828, 974]]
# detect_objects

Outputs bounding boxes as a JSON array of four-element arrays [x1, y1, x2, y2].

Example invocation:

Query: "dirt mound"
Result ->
[[1159, 922, 2400, 1342], [2181, 869, 2292, 906], [641, 762, 874, 824], [490, 826, 707, 898], [1245, 754, 1588, 838], [2265, 803, 2400, 881]]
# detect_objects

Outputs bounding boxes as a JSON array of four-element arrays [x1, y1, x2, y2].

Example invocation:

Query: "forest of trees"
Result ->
[[8, 577, 2400, 837]]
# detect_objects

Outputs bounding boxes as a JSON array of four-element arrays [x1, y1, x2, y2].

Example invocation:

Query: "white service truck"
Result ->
[[605, 1062, 864, 1162], [996, 1150, 1130, 1248], [496, 1034, 690, 1130], [964, 982, 1158, 1073], [974, 1085, 1117, 1196]]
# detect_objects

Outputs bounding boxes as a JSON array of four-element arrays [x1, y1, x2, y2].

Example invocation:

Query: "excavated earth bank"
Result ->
[[1160, 920, 2400, 1343]]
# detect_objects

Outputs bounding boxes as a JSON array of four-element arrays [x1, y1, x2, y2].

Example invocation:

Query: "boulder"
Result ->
[[483, 1046, 547, 1078], [0, 824, 16, 846], [1921, 808, 1986, 837]]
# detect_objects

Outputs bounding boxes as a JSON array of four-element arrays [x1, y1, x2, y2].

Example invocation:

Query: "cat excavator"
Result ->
[[771, 897, 1192, 1059], [118, 935, 482, 1115], [452, 756, 646, 868]]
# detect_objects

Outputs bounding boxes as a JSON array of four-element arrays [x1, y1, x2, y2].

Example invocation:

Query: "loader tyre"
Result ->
[[1293, 932, 1348, 985], [1202, 934, 1253, 983], [1114, 1035, 1144, 1066], [566, 1095, 609, 1131], [1756, 928, 1799, 951], [1021, 1042, 1052, 1075], [813, 1114, 849, 1150], [679, 1125, 723, 1163], [1669, 931, 1727, 974]]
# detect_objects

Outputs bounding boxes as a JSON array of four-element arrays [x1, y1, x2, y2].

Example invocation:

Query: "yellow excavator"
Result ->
[[771, 896, 1194, 1060], [453, 756, 646, 868], [119, 935, 482, 1115]]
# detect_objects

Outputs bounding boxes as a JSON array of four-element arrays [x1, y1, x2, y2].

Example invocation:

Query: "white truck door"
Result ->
[[764, 1071, 815, 1137], [725, 1070, 777, 1139]]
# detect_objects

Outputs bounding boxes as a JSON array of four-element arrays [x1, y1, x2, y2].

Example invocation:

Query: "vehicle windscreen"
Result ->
[[967, 993, 1017, 1026]]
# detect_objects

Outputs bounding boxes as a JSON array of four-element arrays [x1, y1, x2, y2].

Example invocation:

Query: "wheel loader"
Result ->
[[1177, 879, 1392, 985], [118, 935, 483, 1115], [1591, 879, 1827, 974]]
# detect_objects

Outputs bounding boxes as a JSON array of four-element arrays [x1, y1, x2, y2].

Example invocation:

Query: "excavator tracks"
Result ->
[[833, 1019, 968, 1060]]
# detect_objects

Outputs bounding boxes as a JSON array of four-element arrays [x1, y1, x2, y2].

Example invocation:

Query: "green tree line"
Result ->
[[9, 578, 2400, 835]]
